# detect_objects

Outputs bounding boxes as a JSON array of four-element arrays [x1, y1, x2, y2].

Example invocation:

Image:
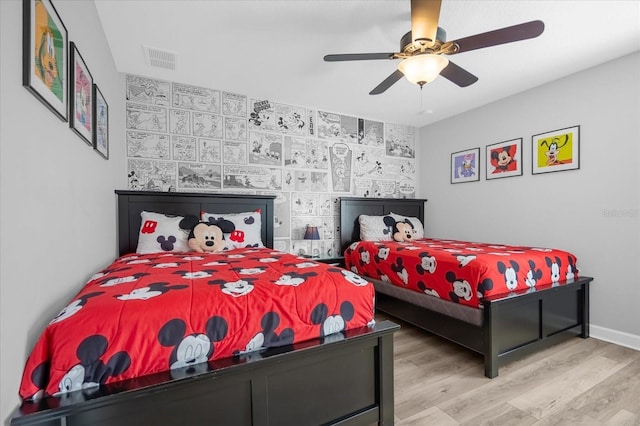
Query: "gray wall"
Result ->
[[417, 52, 640, 347], [0, 0, 125, 421]]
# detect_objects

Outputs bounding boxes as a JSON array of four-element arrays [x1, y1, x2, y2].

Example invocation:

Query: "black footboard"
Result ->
[[376, 277, 592, 378], [11, 321, 399, 426], [482, 276, 591, 378]]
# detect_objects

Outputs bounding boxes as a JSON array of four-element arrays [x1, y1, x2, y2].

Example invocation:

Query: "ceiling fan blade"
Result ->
[[439, 61, 478, 87], [370, 69, 405, 95], [411, 0, 442, 47], [450, 20, 545, 54], [324, 53, 395, 62]]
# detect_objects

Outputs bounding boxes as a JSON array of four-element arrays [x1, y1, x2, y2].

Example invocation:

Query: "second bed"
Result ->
[[340, 196, 593, 378]]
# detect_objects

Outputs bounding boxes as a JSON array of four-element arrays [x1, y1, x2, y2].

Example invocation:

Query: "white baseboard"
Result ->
[[590, 325, 640, 351]]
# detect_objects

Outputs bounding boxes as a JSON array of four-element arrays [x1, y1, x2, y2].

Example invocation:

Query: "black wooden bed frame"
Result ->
[[10, 191, 399, 426], [340, 196, 593, 378]]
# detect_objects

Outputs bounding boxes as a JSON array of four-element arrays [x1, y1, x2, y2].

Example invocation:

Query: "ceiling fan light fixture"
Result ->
[[398, 54, 449, 87]]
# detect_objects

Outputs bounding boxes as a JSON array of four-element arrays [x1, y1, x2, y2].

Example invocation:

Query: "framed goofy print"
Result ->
[[23, 0, 68, 121], [69, 41, 93, 146], [532, 125, 580, 174], [486, 138, 523, 180], [451, 147, 480, 184]]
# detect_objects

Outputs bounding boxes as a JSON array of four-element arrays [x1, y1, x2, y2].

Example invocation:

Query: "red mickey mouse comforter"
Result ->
[[345, 238, 578, 308], [19, 248, 375, 400]]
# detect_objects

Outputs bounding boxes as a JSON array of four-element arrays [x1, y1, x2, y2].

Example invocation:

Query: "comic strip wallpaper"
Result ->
[[125, 74, 417, 257]]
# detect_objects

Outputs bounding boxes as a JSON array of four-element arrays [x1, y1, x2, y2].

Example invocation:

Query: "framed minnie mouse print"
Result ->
[[69, 41, 94, 146], [486, 138, 522, 180], [532, 125, 580, 174]]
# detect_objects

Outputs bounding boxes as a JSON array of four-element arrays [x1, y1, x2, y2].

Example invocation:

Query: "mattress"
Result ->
[[19, 248, 375, 400], [345, 238, 578, 309]]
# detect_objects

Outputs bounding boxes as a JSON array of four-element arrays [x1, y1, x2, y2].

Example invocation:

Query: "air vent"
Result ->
[[143, 45, 178, 70]]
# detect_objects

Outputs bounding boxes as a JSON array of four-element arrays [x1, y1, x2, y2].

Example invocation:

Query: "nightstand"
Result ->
[[313, 256, 345, 268]]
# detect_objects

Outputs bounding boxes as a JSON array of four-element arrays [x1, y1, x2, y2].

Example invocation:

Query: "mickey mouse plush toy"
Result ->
[[179, 215, 235, 253], [383, 215, 415, 242]]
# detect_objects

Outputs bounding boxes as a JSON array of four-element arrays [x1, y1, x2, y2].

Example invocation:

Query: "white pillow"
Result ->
[[201, 210, 264, 249], [390, 212, 425, 239], [136, 211, 190, 254], [358, 215, 394, 241]]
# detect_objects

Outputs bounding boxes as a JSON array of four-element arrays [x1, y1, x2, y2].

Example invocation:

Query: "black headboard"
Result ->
[[339, 197, 428, 252], [116, 190, 275, 256]]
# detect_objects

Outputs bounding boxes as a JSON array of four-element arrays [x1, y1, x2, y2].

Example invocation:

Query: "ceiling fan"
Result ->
[[324, 0, 544, 95]]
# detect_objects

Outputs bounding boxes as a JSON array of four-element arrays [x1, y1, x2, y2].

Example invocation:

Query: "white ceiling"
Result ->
[[94, 0, 640, 128]]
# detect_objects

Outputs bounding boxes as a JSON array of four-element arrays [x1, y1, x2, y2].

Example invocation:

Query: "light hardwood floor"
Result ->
[[380, 313, 640, 426]]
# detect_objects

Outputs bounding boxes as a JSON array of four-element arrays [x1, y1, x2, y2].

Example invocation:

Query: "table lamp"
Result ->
[[303, 225, 320, 258]]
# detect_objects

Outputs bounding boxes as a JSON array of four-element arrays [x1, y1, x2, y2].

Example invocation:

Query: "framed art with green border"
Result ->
[[486, 138, 522, 180], [451, 147, 480, 184], [532, 125, 580, 174], [22, 0, 68, 121]]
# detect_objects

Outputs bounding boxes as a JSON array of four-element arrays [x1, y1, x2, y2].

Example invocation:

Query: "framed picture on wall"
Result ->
[[93, 84, 109, 159], [451, 147, 480, 184], [69, 41, 94, 146], [486, 138, 523, 180], [22, 0, 69, 121], [532, 125, 580, 174]]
